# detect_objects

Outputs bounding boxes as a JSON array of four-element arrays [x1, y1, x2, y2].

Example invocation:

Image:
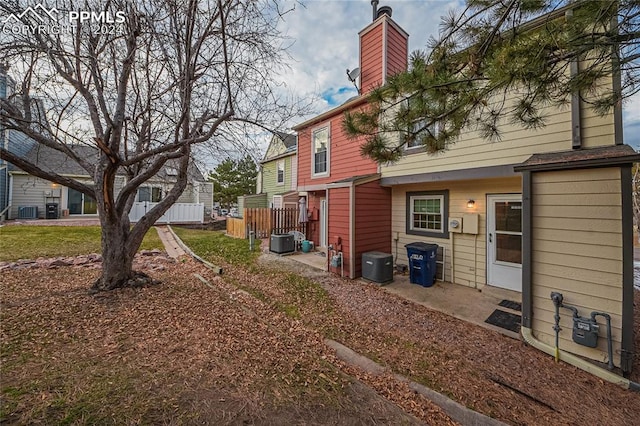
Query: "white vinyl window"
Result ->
[[276, 160, 285, 185], [406, 119, 440, 150], [411, 195, 443, 231], [312, 126, 329, 176], [406, 190, 449, 238]]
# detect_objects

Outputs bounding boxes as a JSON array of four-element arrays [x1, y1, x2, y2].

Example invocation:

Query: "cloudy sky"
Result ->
[[274, 0, 639, 149]]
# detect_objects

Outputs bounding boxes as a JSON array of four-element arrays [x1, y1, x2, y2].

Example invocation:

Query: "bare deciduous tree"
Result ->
[[0, 0, 301, 290]]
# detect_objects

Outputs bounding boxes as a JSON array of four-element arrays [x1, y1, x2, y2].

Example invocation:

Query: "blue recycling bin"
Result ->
[[405, 242, 438, 287]]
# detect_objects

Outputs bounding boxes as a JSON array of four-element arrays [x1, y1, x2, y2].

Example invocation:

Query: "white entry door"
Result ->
[[319, 198, 327, 248], [487, 194, 522, 291]]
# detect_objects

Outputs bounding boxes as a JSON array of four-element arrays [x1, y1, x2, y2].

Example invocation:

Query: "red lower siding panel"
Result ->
[[328, 187, 350, 277], [354, 181, 392, 277]]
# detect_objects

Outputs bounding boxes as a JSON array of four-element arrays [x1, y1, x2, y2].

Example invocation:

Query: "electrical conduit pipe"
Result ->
[[521, 327, 640, 391]]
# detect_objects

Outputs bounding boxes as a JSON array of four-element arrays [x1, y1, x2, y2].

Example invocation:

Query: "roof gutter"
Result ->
[[260, 150, 296, 165], [292, 96, 368, 131]]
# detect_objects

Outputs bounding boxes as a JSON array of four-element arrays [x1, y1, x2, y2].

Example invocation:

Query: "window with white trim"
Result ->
[[406, 119, 440, 150], [276, 160, 285, 185], [137, 186, 163, 202], [406, 190, 449, 238], [312, 126, 329, 176]]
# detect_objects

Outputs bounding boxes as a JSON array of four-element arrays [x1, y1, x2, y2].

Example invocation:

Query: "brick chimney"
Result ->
[[358, 3, 409, 94]]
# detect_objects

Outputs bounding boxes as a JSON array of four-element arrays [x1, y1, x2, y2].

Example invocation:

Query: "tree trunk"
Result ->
[[92, 219, 137, 291]]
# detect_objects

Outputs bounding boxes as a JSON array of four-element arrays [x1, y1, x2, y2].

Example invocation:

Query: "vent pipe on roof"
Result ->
[[371, 0, 379, 21], [377, 5, 392, 19]]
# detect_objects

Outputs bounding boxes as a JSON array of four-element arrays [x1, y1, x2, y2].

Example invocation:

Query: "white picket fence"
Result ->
[[129, 202, 204, 224]]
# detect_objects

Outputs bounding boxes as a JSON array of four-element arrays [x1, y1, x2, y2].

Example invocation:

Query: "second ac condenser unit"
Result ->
[[18, 206, 38, 219], [270, 234, 295, 254]]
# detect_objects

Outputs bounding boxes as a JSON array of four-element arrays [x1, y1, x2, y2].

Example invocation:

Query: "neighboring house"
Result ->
[[256, 131, 298, 209], [1, 67, 212, 222], [0, 69, 6, 217], [292, 6, 405, 279], [128, 158, 214, 222], [1, 67, 41, 220], [4, 143, 213, 221]]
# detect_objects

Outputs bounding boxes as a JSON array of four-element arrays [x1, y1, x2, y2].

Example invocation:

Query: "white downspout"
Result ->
[[349, 183, 355, 279], [521, 327, 639, 391], [450, 232, 455, 285]]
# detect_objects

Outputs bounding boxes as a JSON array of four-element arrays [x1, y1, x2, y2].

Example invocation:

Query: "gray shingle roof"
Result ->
[[274, 131, 296, 149], [10, 142, 206, 182]]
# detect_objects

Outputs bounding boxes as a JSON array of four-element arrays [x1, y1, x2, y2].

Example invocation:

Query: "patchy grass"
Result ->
[[171, 227, 261, 266], [173, 228, 333, 322], [0, 226, 163, 261]]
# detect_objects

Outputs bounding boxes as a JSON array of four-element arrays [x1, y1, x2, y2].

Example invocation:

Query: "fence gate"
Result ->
[[228, 207, 306, 239]]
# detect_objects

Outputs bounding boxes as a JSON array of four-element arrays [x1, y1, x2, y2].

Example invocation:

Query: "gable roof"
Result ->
[[262, 131, 297, 163], [9, 143, 99, 175], [275, 131, 296, 149], [292, 95, 368, 131]]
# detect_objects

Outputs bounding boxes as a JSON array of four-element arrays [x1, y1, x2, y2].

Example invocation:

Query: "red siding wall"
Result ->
[[360, 23, 384, 94], [360, 19, 408, 94], [327, 187, 350, 276], [294, 15, 405, 279], [297, 109, 379, 189], [386, 23, 408, 77], [354, 180, 392, 277]]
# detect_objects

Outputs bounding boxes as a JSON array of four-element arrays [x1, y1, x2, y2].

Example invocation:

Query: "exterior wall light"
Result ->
[[467, 200, 475, 209]]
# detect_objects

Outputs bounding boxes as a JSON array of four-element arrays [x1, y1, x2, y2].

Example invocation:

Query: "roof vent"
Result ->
[[377, 5, 392, 19], [371, 0, 379, 21]]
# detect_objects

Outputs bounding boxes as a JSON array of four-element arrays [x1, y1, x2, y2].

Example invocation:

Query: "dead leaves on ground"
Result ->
[[4, 250, 639, 425]]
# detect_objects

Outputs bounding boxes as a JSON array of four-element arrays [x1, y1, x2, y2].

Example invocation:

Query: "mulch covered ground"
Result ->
[[2, 246, 639, 425], [252, 251, 640, 426]]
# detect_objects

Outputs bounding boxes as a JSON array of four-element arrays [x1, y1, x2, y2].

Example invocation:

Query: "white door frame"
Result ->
[[487, 194, 522, 292], [319, 197, 327, 248]]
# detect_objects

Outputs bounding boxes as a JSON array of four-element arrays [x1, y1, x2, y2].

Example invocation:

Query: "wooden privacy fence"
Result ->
[[226, 207, 306, 239]]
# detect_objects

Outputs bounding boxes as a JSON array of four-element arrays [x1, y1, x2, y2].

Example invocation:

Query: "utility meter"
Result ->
[[572, 316, 599, 348], [448, 217, 462, 233]]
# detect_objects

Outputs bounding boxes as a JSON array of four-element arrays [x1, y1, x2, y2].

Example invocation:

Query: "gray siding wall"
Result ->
[[198, 181, 213, 210], [10, 174, 61, 219], [9, 174, 126, 219], [7, 130, 36, 160]]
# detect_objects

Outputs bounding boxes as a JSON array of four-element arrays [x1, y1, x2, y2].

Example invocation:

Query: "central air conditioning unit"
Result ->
[[270, 234, 295, 254], [362, 251, 393, 284], [18, 206, 38, 219]]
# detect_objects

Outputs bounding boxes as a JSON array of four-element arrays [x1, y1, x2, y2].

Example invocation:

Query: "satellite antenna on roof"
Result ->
[[346, 67, 360, 93]]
